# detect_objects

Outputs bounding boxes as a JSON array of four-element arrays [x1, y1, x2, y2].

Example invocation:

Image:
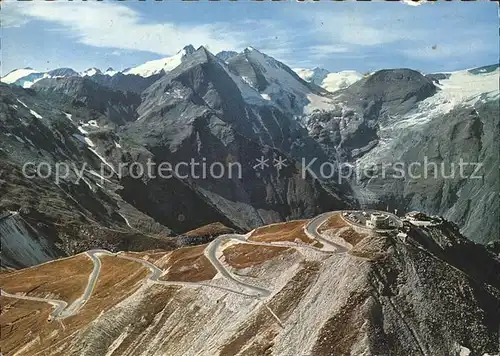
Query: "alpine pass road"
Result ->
[[1, 210, 379, 319]]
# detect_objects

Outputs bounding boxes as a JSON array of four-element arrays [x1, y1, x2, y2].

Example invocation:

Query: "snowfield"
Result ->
[[294, 67, 363, 92], [1, 68, 39, 84], [303, 93, 337, 115], [123, 47, 192, 77], [321, 71, 364, 92], [359, 67, 500, 166], [81, 68, 101, 77]]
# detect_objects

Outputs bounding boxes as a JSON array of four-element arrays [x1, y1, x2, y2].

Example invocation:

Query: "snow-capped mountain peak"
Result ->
[[1, 67, 82, 88], [123, 45, 196, 78], [1, 68, 39, 84], [321, 71, 364, 92], [224, 46, 329, 115], [81, 68, 102, 77], [182, 45, 196, 54], [103, 67, 118, 76], [47, 68, 79, 77]]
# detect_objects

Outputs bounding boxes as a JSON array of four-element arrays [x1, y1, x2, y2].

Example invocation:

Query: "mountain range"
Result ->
[[0, 43, 499, 356], [3, 46, 363, 92]]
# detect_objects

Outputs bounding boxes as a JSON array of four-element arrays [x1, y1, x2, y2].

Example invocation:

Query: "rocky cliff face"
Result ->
[[87, 72, 164, 95], [124, 46, 348, 231], [339, 68, 438, 118], [0, 213, 62, 269], [33, 77, 141, 125], [354, 100, 499, 244], [304, 68, 438, 162]]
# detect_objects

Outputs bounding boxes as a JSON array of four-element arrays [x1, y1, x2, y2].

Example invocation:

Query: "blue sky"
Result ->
[[2, 0, 498, 75]]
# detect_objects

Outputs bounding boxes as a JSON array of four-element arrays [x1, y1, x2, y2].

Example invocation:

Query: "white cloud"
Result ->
[[1, 3, 348, 69], [401, 0, 426, 6], [4, 1, 245, 56], [297, 9, 406, 47], [1, 8, 30, 28], [2, 0, 497, 73], [291, 44, 351, 66], [305, 10, 413, 47]]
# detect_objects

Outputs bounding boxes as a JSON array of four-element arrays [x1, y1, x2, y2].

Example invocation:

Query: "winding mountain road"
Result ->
[[2, 250, 110, 320], [2, 210, 374, 319], [304, 212, 350, 253], [1, 291, 68, 318], [204, 234, 272, 298], [115, 251, 260, 297], [57, 250, 105, 318]]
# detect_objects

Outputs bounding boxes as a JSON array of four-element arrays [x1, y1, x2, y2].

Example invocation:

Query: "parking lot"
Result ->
[[342, 210, 401, 230]]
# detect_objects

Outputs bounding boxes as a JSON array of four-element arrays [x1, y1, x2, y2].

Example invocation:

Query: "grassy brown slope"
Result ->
[[219, 261, 321, 356], [249, 220, 312, 244], [0, 254, 93, 304], [339, 228, 367, 246], [183, 222, 235, 237], [159, 245, 217, 282], [311, 292, 369, 355], [319, 213, 369, 247], [223, 244, 291, 269], [0, 255, 149, 356], [0, 298, 54, 356], [120, 250, 168, 264], [318, 213, 347, 232]]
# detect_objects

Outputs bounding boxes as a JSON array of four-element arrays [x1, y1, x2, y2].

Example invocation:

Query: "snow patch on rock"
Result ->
[[1, 68, 39, 84], [29, 109, 43, 119], [321, 71, 364, 92], [123, 47, 193, 77]]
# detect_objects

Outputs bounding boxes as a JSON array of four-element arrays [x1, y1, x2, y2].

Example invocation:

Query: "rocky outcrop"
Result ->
[[216, 50, 239, 62], [33, 77, 141, 125], [304, 69, 437, 162], [303, 67, 498, 243], [339, 68, 437, 119], [88, 72, 164, 95], [0, 213, 62, 269]]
